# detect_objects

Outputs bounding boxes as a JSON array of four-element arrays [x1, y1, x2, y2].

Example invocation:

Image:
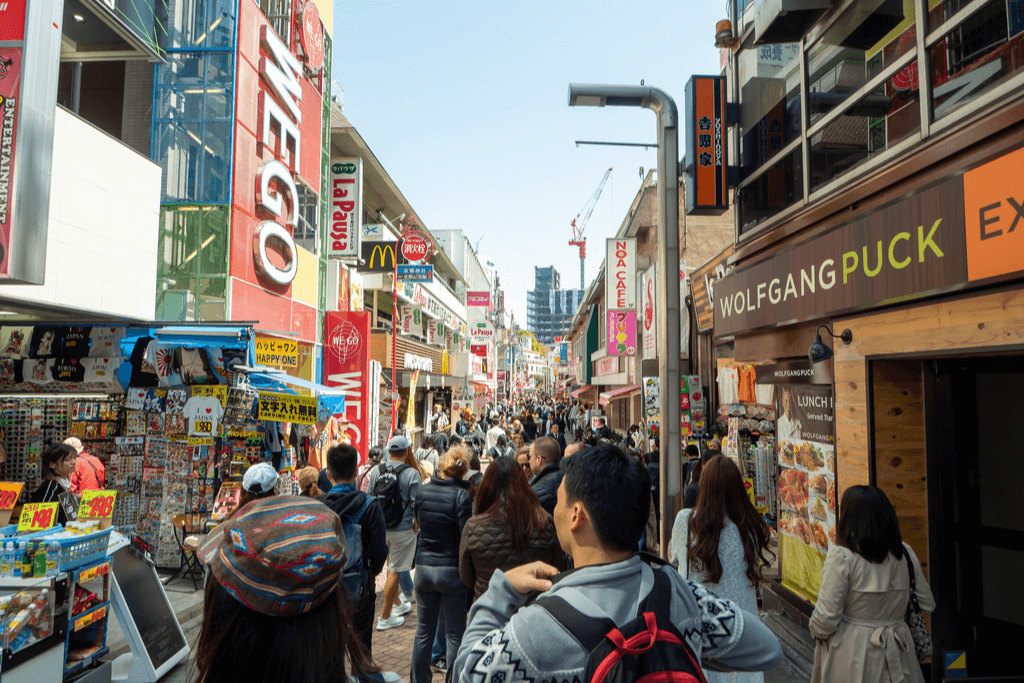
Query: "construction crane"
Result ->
[[569, 168, 612, 290]]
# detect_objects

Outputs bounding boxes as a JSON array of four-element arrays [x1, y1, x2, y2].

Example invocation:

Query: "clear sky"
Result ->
[[332, 1, 723, 326]]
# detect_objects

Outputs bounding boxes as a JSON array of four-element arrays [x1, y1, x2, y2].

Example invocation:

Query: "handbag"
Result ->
[[903, 543, 933, 662]]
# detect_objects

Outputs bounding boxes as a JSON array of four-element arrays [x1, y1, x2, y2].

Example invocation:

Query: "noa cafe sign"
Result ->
[[470, 319, 495, 338], [605, 238, 637, 309], [253, 25, 308, 286]]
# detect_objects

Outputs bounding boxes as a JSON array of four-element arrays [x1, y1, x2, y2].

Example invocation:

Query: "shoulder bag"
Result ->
[[903, 543, 932, 662]]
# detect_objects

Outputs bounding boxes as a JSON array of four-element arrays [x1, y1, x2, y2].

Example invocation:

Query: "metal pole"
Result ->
[[567, 84, 681, 558]]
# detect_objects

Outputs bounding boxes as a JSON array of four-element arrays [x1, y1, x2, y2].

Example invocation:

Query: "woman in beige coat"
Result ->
[[809, 486, 935, 683]]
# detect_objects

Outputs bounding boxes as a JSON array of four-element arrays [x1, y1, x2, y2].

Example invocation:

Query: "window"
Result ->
[[295, 181, 319, 254], [156, 205, 229, 321], [165, 0, 236, 50], [738, 145, 804, 234], [260, 0, 292, 46]]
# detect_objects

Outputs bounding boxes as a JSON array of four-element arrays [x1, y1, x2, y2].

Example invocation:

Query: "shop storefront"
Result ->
[[715, 134, 1024, 679]]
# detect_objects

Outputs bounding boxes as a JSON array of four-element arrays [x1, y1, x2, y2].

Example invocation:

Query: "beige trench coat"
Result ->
[[809, 544, 935, 683]]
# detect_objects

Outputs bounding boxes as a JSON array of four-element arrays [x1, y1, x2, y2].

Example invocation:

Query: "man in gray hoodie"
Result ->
[[452, 444, 783, 683]]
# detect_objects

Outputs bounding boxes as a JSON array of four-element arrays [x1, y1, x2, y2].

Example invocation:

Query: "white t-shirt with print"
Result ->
[[716, 366, 739, 405], [83, 357, 119, 386], [184, 396, 224, 436], [88, 327, 125, 358]]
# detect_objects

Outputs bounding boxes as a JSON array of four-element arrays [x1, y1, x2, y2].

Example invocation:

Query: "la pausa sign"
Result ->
[[253, 25, 315, 286], [714, 176, 970, 337]]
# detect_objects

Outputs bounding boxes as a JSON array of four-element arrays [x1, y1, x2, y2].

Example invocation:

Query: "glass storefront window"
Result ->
[[738, 145, 804, 235], [165, 0, 237, 50], [738, 43, 802, 177], [156, 205, 229, 321], [929, 0, 1024, 120], [810, 60, 921, 192]]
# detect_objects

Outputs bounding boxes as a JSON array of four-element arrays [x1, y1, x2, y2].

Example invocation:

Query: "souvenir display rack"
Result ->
[[0, 398, 70, 497], [68, 398, 123, 461]]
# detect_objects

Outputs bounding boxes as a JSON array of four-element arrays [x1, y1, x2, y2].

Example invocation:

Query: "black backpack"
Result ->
[[370, 462, 410, 529], [535, 564, 709, 683]]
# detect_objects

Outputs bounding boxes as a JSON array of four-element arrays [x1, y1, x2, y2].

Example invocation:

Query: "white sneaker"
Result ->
[[400, 592, 414, 604], [393, 600, 412, 616], [376, 614, 405, 631]]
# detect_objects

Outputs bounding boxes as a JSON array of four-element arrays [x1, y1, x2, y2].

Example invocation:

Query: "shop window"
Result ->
[[809, 60, 920, 192], [294, 181, 319, 255], [929, 0, 1024, 120], [165, 0, 236, 50], [737, 145, 804, 235], [737, 42, 802, 176], [156, 205, 229, 321], [153, 51, 234, 203], [260, 0, 292, 46]]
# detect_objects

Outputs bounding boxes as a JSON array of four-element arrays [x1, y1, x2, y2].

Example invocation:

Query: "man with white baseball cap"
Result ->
[[242, 462, 279, 495]]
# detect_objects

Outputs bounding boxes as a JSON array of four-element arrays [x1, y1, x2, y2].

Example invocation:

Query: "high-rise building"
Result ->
[[527, 266, 583, 345]]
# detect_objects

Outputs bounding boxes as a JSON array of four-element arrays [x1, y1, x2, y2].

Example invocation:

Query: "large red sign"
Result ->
[[400, 231, 430, 263], [324, 311, 371, 463], [299, 2, 324, 71], [0, 46, 23, 278]]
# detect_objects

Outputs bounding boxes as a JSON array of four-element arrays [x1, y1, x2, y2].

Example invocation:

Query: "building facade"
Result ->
[[527, 266, 584, 345]]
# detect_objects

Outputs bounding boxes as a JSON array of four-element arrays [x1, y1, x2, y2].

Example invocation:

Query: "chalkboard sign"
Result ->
[[109, 547, 190, 681]]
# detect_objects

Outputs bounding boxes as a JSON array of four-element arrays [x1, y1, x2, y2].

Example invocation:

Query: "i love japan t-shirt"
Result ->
[[184, 396, 224, 436]]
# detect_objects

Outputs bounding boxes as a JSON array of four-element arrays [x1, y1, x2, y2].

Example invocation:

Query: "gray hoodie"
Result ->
[[453, 555, 782, 683]]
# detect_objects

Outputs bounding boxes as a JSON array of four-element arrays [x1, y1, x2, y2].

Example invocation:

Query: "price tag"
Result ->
[[0, 482, 23, 510], [18, 502, 58, 532], [78, 490, 117, 520], [187, 437, 214, 446], [79, 562, 110, 584], [74, 605, 106, 632]]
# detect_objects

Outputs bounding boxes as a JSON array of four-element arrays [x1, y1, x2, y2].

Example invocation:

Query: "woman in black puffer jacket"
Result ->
[[410, 446, 473, 683]]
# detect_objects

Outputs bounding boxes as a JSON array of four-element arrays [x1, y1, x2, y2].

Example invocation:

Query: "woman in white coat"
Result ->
[[670, 455, 774, 683], [809, 485, 935, 683]]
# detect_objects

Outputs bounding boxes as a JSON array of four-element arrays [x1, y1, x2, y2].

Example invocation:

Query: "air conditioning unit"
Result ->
[[159, 290, 196, 322]]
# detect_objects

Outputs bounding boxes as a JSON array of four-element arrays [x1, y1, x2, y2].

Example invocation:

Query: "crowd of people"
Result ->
[[186, 394, 934, 683]]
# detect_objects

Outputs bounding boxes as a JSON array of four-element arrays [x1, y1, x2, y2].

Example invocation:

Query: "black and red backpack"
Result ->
[[535, 567, 709, 683]]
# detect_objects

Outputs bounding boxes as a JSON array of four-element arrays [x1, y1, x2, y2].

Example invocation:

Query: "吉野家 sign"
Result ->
[[466, 291, 490, 307], [605, 239, 637, 309], [258, 392, 319, 425], [255, 337, 299, 367], [606, 309, 637, 356], [328, 158, 362, 260], [684, 75, 729, 216]]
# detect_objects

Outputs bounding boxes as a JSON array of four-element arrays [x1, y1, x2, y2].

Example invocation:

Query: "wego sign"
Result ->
[[254, 26, 304, 286]]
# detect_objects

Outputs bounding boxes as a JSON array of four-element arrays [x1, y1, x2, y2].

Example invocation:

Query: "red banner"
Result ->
[[324, 311, 371, 463], [0, 45, 23, 278]]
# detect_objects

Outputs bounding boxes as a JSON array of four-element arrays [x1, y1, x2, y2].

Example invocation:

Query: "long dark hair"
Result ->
[[836, 485, 904, 563], [687, 448, 721, 488], [194, 575, 378, 683], [688, 455, 772, 588], [474, 456, 548, 553]]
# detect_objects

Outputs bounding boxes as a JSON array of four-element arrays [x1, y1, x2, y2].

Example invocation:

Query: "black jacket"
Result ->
[[596, 426, 612, 441], [319, 484, 389, 579], [413, 477, 473, 567], [552, 433, 567, 454], [530, 463, 563, 516]]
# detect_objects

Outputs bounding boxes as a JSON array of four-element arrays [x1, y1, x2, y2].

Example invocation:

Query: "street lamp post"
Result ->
[[568, 84, 681, 557]]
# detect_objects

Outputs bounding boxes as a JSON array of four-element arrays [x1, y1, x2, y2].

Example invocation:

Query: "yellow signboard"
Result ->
[[18, 503, 58, 532], [256, 337, 298, 367], [258, 392, 318, 425], [78, 490, 117, 519], [190, 385, 228, 407]]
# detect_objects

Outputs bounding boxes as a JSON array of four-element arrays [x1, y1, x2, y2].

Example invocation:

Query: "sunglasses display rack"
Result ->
[[0, 398, 71, 497]]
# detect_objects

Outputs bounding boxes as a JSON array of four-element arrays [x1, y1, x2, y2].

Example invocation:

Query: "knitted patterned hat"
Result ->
[[203, 496, 346, 616]]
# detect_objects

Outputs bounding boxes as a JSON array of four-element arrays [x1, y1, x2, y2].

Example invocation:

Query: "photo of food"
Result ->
[[827, 481, 836, 513], [813, 523, 830, 551], [826, 449, 836, 473], [810, 497, 828, 521], [810, 474, 827, 495], [779, 441, 796, 465], [779, 468, 809, 512], [796, 442, 825, 470]]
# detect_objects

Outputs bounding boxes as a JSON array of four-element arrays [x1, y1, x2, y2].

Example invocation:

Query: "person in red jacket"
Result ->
[[64, 437, 105, 494]]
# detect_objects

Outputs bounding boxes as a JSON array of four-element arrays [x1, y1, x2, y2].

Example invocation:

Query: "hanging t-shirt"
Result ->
[[83, 357, 118, 387], [0, 326, 33, 358], [52, 358, 86, 383], [23, 359, 54, 384], [128, 338, 158, 387], [738, 366, 757, 403], [716, 366, 739, 405], [124, 387, 147, 410], [61, 327, 92, 357], [88, 327, 125, 358], [755, 383, 775, 406], [30, 327, 64, 358], [184, 396, 224, 436], [0, 359, 22, 385], [145, 342, 182, 386], [174, 347, 216, 385]]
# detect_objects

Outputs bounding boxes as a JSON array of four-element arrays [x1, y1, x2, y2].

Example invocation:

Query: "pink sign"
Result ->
[[467, 291, 490, 307], [606, 310, 636, 356], [0, 46, 23, 278], [596, 356, 619, 376]]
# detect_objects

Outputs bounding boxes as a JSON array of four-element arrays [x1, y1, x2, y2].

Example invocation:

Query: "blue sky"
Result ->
[[332, 1, 723, 325]]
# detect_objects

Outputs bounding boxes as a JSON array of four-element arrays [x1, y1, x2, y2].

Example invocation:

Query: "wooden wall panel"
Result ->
[[834, 287, 1024, 575]]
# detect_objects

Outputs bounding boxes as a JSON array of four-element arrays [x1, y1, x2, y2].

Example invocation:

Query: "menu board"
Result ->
[[775, 384, 837, 603]]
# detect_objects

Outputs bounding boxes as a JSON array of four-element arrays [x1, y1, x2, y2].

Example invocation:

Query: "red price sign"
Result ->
[[0, 482, 23, 510], [78, 490, 116, 520], [18, 503, 58, 532]]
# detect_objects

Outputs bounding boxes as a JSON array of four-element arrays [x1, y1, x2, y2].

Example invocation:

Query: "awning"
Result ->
[[572, 384, 594, 398], [242, 367, 348, 396], [599, 384, 641, 406]]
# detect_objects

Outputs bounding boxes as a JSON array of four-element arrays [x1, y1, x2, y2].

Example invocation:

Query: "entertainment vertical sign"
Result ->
[[324, 311, 371, 462]]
